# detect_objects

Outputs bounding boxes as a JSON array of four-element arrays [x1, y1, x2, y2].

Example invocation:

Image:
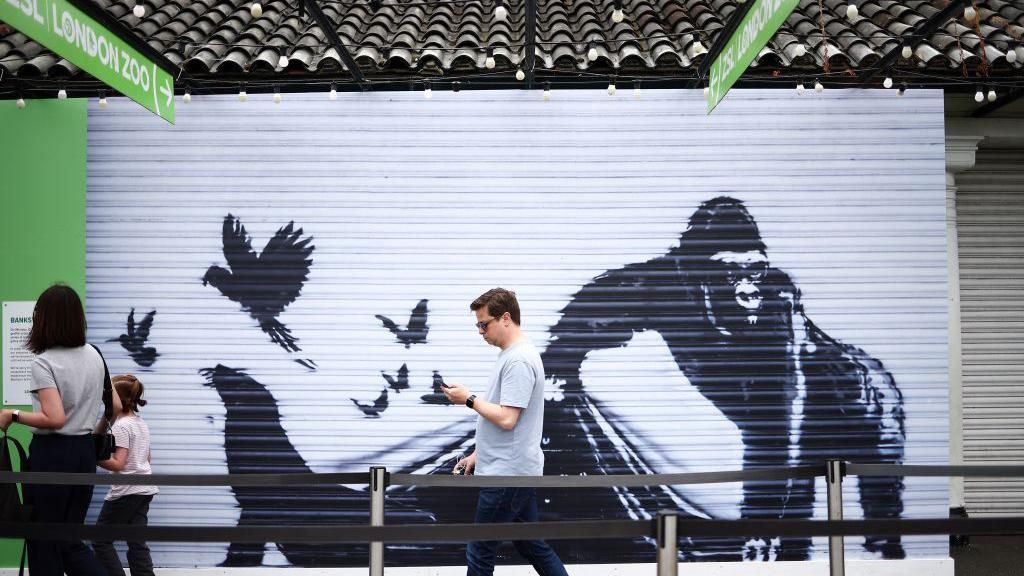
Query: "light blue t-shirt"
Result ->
[[474, 339, 546, 476]]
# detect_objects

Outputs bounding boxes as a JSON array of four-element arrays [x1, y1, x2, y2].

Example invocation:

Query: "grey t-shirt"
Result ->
[[474, 339, 546, 476], [29, 345, 105, 436]]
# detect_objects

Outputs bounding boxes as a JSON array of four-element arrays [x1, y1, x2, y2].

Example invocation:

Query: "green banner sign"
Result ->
[[707, 0, 798, 114], [1, 0, 175, 123]]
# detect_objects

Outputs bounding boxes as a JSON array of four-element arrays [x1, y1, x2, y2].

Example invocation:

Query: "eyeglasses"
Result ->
[[475, 317, 500, 331]]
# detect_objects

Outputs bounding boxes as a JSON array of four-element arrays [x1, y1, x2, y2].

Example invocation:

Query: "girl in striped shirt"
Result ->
[[94, 375, 158, 576]]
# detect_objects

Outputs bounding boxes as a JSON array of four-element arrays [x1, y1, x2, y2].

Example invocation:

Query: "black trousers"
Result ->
[[24, 434, 106, 576], [93, 494, 155, 576]]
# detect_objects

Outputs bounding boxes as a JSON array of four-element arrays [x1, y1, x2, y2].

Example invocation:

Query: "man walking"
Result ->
[[442, 288, 568, 576]]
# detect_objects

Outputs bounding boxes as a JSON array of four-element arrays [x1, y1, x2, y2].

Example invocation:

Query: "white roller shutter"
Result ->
[[85, 90, 949, 567], [958, 149, 1024, 517]]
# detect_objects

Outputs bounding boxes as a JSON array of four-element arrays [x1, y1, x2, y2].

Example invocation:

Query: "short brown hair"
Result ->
[[470, 288, 521, 325], [112, 374, 148, 414], [27, 284, 87, 354]]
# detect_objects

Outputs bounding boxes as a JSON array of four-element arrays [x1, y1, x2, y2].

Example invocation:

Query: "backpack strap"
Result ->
[[1, 432, 28, 472], [89, 344, 113, 425]]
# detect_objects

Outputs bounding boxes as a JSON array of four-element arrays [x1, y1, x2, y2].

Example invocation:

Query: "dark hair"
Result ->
[[27, 284, 87, 354], [112, 374, 147, 414], [470, 288, 521, 325]]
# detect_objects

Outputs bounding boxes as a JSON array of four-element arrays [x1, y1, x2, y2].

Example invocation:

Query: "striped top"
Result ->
[[105, 413, 158, 500]]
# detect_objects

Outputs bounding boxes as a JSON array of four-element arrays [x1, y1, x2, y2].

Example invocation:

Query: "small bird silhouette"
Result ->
[[108, 308, 158, 367], [203, 214, 314, 354], [381, 363, 409, 393], [375, 299, 429, 348], [420, 370, 451, 406], [351, 387, 389, 418]]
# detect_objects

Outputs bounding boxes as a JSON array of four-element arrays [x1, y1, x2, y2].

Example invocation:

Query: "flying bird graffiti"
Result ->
[[381, 363, 410, 393], [351, 388, 389, 418], [109, 308, 159, 367], [203, 214, 314, 354], [374, 299, 429, 348], [420, 370, 451, 406], [200, 364, 434, 566]]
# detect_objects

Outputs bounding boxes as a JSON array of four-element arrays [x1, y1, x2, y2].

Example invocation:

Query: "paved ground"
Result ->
[[952, 537, 1024, 576]]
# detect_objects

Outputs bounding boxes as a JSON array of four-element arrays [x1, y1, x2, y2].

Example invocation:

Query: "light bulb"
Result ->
[[974, 88, 983, 102], [278, 53, 289, 68], [963, 5, 976, 21], [98, 96, 108, 109], [794, 43, 806, 57], [494, 3, 507, 21], [485, 55, 496, 69], [16, 98, 25, 109], [897, 84, 906, 97], [612, 8, 623, 23], [543, 83, 551, 101], [133, 2, 145, 17], [58, 88, 68, 99], [1007, 48, 1018, 64], [703, 85, 710, 98], [515, 68, 525, 81], [845, 3, 857, 20], [587, 45, 598, 61], [273, 90, 282, 104], [796, 82, 804, 94], [238, 89, 248, 102], [633, 81, 641, 98], [883, 76, 893, 88], [183, 90, 191, 104], [424, 81, 432, 99], [329, 84, 337, 100], [901, 45, 912, 59], [607, 80, 616, 96], [987, 89, 997, 102], [250, 2, 262, 18], [814, 80, 823, 92]]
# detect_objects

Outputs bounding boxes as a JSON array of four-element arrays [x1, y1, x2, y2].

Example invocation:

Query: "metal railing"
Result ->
[[4, 461, 1024, 575]]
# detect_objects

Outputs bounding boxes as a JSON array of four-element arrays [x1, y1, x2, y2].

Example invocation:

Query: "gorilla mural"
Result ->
[[539, 197, 906, 561]]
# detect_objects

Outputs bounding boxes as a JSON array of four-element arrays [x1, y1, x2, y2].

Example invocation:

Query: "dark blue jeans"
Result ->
[[467, 488, 568, 576], [24, 434, 107, 576], [94, 494, 155, 576]]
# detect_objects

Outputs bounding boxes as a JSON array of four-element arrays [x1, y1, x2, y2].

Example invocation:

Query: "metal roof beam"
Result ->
[[525, 0, 538, 89], [64, 0, 186, 81], [302, 0, 368, 90], [860, 0, 968, 86], [692, 2, 755, 89]]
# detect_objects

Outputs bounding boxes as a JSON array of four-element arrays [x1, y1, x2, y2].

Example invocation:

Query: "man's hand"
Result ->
[[453, 451, 476, 475], [442, 382, 472, 406]]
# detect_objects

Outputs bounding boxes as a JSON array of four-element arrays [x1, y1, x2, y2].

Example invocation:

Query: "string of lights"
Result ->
[[2, 31, 1015, 73], [3, 60, 1023, 104]]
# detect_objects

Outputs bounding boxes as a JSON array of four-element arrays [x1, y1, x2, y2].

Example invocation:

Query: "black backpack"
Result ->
[[0, 430, 30, 576]]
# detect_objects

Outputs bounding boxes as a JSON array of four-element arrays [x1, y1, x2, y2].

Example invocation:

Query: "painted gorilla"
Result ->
[[538, 196, 906, 561]]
